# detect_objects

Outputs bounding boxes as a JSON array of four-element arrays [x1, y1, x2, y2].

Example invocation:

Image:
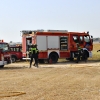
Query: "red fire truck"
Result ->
[[0, 40, 11, 68], [9, 44, 22, 63], [21, 30, 93, 63]]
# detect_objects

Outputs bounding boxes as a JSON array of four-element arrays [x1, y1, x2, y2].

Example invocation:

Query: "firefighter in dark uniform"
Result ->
[[76, 43, 82, 63], [35, 45, 39, 67], [29, 44, 37, 68], [33, 44, 39, 67]]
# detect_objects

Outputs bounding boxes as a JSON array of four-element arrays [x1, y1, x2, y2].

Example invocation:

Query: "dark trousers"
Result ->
[[30, 54, 36, 67], [30, 54, 39, 67], [34, 54, 38, 66], [76, 50, 81, 63], [82, 51, 87, 62]]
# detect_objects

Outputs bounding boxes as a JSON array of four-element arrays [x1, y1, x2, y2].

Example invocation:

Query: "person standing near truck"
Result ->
[[33, 44, 39, 67], [29, 44, 37, 68], [76, 43, 82, 63]]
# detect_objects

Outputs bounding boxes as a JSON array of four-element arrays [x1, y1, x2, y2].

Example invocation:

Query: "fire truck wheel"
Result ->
[[0, 65, 4, 68], [49, 53, 58, 63], [11, 56, 17, 63]]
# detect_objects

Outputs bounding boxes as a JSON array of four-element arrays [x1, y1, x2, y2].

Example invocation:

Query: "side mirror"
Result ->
[[90, 35, 93, 43], [91, 35, 93, 38], [87, 31, 89, 34]]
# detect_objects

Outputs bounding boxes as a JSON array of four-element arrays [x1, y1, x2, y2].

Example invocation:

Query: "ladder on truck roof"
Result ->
[[21, 29, 68, 34]]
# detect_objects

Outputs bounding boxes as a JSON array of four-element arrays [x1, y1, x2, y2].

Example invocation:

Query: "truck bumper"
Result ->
[[22, 58, 31, 60], [89, 51, 92, 58], [0, 61, 7, 66]]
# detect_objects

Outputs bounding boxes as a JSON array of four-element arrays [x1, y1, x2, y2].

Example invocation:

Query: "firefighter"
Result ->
[[33, 44, 39, 67], [76, 43, 82, 63], [29, 44, 37, 68]]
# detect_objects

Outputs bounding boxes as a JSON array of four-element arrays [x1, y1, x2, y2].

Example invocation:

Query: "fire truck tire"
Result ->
[[0, 65, 4, 68], [49, 53, 58, 63], [11, 55, 17, 63]]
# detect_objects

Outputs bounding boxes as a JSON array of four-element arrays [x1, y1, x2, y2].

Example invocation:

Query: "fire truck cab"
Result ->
[[0, 40, 11, 68], [9, 44, 22, 63], [21, 30, 93, 63]]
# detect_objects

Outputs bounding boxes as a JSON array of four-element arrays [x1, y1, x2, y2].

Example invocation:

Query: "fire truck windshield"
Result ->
[[84, 36, 90, 42], [0, 43, 9, 52]]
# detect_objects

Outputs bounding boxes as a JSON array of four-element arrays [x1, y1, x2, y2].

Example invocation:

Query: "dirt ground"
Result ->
[[0, 61, 100, 100]]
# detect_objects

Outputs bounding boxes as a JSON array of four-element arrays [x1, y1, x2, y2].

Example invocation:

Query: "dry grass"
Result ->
[[0, 62, 100, 100], [0, 43, 100, 100], [89, 43, 100, 60]]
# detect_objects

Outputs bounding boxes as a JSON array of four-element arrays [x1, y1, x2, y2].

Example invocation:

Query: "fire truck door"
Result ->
[[26, 37, 32, 51], [60, 36, 68, 50], [60, 36, 70, 58], [79, 36, 84, 47]]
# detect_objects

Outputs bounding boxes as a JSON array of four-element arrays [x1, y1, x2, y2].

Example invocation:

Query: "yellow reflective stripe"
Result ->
[[29, 48, 36, 53], [36, 49, 39, 53], [31, 48, 36, 50], [78, 47, 81, 50]]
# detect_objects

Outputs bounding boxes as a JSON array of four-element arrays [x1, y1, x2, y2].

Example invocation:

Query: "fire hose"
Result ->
[[0, 91, 26, 98]]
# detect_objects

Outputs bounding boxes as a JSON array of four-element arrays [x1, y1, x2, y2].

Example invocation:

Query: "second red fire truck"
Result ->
[[9, 43, 22, 63], [21, 30, 93, 63], [0, 40, 11, 68]]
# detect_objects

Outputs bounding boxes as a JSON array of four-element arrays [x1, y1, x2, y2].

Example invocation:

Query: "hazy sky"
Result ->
[[0, 0, 100, 42]]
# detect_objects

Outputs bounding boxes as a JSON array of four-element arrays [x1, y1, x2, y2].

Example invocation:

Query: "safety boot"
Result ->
[[29, 63, 32, 68], [35, 63, 38, 68]]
